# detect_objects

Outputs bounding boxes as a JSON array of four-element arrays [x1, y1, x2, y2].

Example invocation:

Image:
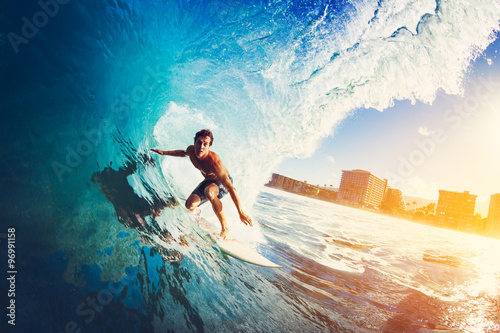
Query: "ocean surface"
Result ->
[[1, 0, 500, 332]]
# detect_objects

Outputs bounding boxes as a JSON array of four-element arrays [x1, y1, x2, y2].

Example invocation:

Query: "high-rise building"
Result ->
[[382, 187, 405, 211], [436, 190, 477, 231], [486, 193, 500, 237], [267, 173, 301, 192], [266, 173, 317, 196], [337, 169, 388, 208]]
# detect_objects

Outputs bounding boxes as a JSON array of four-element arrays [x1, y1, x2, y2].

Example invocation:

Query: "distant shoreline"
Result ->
[[264, 184, 499, 241]]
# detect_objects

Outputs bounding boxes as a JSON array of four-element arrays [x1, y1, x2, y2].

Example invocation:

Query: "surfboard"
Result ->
[[194, 216, 282, 268]]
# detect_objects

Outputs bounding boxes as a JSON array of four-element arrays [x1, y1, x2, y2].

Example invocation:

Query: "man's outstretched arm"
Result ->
[[218, 173, 253, 227], [150, 148, 187, 157]]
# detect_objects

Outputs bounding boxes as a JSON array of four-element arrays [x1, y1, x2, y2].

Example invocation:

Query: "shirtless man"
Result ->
[[151, 129, 252, 239]]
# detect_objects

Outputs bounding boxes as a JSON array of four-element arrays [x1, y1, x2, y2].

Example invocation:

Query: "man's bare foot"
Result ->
[[219, 228, 231, 240]]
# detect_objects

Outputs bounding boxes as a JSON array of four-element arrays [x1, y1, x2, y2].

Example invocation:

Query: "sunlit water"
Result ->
[[252, 188, 500, 332]]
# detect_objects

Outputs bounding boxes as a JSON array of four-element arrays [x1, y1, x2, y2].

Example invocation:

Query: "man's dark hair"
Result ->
[[194, 129, 214, 146]]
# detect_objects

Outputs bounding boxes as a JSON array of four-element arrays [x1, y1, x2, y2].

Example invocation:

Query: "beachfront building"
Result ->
[[381, 187, 405, 212], [486, 193, 500, 238], [337, 169, 388, 208], [267, 173, 286, 189], [436, 190, 477, 231], [266, 173, 318, 196], [267, 173, 301, 192], [317, 186, 338, 202]]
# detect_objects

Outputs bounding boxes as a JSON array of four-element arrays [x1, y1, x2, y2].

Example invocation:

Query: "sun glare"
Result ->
[[466, 238, 500, 295]]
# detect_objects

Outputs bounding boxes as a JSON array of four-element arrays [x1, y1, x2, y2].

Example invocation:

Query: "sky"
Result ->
[[277, 36, 500, 215]]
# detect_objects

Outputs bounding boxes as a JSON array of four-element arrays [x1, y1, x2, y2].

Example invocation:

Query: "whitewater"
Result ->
[[1, 0, 500, 332]]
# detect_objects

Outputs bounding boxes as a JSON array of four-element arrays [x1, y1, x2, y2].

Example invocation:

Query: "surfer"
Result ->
[[151, 129, 253, 239]]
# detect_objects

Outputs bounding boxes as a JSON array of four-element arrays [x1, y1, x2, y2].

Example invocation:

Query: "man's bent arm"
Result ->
[[150, 148, 187, 157]]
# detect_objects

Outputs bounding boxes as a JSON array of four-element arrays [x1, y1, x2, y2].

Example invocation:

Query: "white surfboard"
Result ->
[[195, 216, 282, 268]]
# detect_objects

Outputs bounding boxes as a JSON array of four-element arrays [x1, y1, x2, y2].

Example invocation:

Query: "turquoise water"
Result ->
[[1, 0, 500, 332]]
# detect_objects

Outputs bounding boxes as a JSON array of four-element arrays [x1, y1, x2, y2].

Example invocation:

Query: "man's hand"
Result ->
[[150, 148, 163, 155], [239, 212, 253, 227]]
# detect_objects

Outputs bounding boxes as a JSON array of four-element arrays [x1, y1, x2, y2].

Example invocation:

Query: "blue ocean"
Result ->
[[1, 0, 500, 332]]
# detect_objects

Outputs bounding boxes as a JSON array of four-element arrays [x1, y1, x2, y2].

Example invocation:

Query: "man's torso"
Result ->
[[186, 145, 226, 181]]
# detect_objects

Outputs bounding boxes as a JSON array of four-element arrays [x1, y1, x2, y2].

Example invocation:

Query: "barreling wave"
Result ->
[[98, 0, 500, 282], [138, 0, 500, 207], [3, 0, 500, 331], [25, 0, 498, 282]]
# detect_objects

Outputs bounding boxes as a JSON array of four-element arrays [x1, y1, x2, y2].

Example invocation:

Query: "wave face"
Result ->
[[1, 0, 500, 332]]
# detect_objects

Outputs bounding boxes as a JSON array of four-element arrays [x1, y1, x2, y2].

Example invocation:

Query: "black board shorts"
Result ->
[[191, 175, 233, 205]]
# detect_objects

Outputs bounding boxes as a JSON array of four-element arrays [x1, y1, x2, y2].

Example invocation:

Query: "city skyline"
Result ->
[[277, 35, 500, 216], [267, 171, 500, 238]]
